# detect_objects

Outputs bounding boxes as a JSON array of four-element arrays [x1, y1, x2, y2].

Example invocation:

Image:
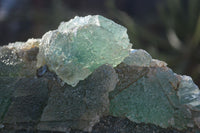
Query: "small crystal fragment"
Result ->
[[123, 49, 152, 67]]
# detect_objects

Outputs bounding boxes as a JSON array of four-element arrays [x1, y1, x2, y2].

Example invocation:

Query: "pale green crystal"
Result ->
[[37, 15, 132, 86], [123, 49, 152, 67]]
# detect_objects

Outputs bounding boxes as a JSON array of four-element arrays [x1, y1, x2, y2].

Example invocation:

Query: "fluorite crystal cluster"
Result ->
[[37, 15, 132, 86], [0, 15, 200, 132]]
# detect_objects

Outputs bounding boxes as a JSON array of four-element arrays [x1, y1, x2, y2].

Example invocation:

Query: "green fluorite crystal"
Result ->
[[1, 15, 200, 131], [37, 15, 132, 86], [123, 49, 152, 67]]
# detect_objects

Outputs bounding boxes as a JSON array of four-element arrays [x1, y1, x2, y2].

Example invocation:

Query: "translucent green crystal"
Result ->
[[123, 49, 152, 67], [37, 15, 132, 86]]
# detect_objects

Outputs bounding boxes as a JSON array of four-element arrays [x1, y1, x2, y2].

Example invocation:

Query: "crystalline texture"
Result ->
[[37, 15, 132, 86], [1, 15, 200, 132], [123, 49, 152, 67], [177, 75, 200, 110], [110, 60, 200, 129]]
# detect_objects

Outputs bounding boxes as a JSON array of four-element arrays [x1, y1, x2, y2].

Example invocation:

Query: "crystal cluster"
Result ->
[[0, 15, 200, 132], [37, 15, 132, 86]]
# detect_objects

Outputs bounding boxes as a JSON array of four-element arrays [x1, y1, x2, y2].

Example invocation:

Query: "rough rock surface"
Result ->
[[38, 64, 118, 132], [1, 116, 199, 133], [110, 63, 199, 129]]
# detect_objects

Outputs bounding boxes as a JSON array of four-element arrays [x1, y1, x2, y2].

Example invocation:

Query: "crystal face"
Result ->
[[123, 49, 152, 67], [37, 15, 132, 86]]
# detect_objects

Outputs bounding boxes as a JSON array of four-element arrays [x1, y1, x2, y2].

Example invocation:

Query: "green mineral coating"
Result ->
[[0, 49, 20, 121], [37, 15, 132, 86], [0, 78, 17, 122], [110, 65, 195, 129]]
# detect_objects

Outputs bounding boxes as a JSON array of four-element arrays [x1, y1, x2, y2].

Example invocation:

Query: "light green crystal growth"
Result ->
[[123, 49, 152, 67], [37, 15, 132, 86]]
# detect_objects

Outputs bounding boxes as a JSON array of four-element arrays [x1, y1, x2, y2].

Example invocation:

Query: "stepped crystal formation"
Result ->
[[37, 15, 132, 86], [0, 15, 200, 132]]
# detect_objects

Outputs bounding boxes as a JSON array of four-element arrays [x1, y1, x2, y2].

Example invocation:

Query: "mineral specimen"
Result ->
[[0, 15, 200, 132], [37, 15, 132, 86]]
